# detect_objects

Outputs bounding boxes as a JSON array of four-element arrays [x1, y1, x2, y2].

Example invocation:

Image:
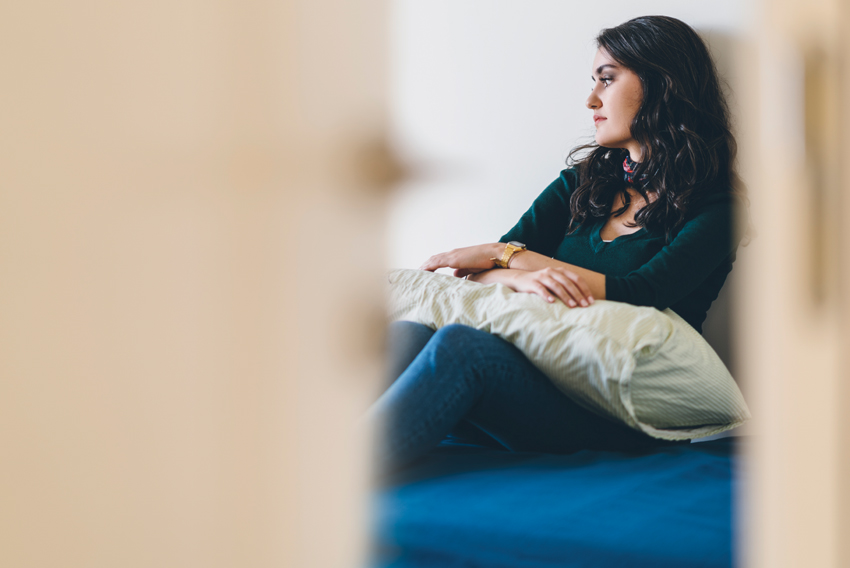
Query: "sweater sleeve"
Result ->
[[498, 169, 577, 257], [606, 193, 744, 310]]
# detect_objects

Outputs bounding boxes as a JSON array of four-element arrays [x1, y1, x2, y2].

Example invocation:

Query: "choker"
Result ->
[[623, 156, 640, 183]]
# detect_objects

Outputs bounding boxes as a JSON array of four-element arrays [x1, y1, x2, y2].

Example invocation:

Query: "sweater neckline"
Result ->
[[590, 222, 647, 252]]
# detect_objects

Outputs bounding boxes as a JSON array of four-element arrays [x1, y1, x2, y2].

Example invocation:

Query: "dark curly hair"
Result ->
[[567, 15, 745, 242]]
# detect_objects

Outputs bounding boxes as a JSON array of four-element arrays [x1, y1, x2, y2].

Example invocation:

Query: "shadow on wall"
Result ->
[[692, 29, 749, 382]]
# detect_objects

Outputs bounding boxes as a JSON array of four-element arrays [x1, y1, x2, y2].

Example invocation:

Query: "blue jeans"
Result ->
[[367, 322, 678, 474]]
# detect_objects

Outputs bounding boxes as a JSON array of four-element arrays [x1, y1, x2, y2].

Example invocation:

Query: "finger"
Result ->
[[536, 280, 577, 306], [541, 277, 578, 307], [543, 270, 588, 306], [532, 283, 557, 303], [418, 256, 444, 272], [548, 274, 588, 307], [538, 276, 575, 305], [565, 273, 595, 304], [454, 268, 471, 278]]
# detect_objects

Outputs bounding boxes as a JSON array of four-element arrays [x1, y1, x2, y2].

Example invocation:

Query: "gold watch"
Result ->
[[491, 241, 527, 268]]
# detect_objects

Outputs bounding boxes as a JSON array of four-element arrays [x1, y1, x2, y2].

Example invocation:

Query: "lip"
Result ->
[[593, 115, 606, 125]]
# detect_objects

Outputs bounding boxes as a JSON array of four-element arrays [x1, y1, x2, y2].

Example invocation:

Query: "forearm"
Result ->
[[419, 241, 605, 305], [507, 250, 607, 300], [466, 267, 523, 286]]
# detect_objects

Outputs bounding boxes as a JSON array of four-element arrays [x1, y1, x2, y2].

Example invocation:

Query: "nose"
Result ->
[[586, 90, 600, 109]]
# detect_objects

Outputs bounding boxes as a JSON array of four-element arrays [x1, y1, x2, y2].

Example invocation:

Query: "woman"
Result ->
[[367, 15, 746, 475]]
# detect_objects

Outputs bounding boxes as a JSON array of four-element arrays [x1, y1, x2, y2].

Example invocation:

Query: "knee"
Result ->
[[433, 323, 475, 340], [388, 321, 435, 346], [431, 324, 493, 351], [426, 325, 504, 384]]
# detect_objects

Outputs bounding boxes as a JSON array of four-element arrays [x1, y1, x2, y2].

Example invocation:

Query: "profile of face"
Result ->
[[586, 48, 644, 160]]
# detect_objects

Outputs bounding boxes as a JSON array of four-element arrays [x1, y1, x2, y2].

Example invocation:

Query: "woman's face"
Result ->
[[586, 48, 644, 160]]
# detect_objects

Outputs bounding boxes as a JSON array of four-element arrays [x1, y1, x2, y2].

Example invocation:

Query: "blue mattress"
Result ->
[[368, 438, 740, 568]]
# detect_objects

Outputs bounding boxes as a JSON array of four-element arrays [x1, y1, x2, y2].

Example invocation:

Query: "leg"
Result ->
[[382, 321, 436, 392], [382, 321, 507, 450], [366, 324, 672, 474]]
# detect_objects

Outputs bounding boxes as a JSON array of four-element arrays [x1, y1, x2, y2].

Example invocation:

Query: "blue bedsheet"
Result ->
[[368, 438, 740, 568]]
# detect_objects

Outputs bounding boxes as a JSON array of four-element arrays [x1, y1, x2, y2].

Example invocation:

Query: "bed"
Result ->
[[368, 436, 740, 568]]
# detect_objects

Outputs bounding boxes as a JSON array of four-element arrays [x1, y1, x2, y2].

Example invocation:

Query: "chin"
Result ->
[[595, 137, 624, 150], [594, 133, 614, 148], [594, 129, 630, 150]]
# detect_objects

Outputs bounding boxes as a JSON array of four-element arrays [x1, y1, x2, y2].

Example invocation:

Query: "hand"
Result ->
[[509, 267, 595, 308], [419, 243, 503, 274]]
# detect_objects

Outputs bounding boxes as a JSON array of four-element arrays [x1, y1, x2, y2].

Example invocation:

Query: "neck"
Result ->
[[625, 144, 642, 162]]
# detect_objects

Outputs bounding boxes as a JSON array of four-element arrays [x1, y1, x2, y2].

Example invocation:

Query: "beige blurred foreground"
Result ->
[[0, 1, 390, 567], [737, 0, 850, 567]]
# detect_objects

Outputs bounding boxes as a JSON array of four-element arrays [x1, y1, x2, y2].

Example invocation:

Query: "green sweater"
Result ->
[[500, 168, 742, 333]]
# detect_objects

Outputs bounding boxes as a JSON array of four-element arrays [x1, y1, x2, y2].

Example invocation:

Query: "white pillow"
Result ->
[[386, 268, 750, 440]]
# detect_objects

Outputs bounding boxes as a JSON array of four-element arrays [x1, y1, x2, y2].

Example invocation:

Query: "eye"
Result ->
[[590, 76, 613, 91]]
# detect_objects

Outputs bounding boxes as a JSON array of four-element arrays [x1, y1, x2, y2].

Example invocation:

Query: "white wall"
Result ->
[[388, 0, 752, 270]]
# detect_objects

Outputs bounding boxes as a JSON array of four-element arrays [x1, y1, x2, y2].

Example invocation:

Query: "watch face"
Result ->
[[508, 241, 526, 248]]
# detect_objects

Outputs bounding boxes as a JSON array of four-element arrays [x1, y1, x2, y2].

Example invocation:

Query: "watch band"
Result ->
[[492, 241, 527, 268]]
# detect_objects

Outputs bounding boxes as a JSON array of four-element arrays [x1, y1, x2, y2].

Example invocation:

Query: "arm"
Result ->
[[499, 169, 577, 256], [498, 193, 743, 311], [419, 169, 599, 307], [424, 193, 742, 310], [418, 243, 598, 308], [464, 253, 604, 308], [500, 251, 606, 300]]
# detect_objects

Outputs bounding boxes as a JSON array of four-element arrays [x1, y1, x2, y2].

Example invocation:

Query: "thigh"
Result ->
[[438, 325, 670, 454]]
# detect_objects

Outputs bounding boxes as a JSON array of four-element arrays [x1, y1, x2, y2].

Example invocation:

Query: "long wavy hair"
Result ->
[[567, 16, 745, 242]]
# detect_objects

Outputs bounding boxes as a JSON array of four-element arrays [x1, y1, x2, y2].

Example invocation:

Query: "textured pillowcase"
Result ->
[[387, 268, 750, 440]]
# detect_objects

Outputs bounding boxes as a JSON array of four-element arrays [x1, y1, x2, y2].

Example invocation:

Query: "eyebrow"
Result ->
[[592, 63, 619, 79]]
